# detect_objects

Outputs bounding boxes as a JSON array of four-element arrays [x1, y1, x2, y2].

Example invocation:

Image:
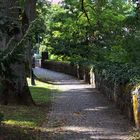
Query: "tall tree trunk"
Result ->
[[0, 0, 36, 105], [23, 0, 37, 85]]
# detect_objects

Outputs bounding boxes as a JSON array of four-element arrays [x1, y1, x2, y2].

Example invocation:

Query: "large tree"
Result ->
[[44, 0, 130, 64], [0, 0, 37, 105]]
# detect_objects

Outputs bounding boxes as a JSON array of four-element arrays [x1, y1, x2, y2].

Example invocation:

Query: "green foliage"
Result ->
[[106, 45, 129, 63], [41, 0, 132, 63], [94, 62, 140, 85], [37, 0, 140, 87]]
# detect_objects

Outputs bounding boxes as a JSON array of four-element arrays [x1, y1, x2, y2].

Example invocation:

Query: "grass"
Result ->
[[0, 78, 57, 140], [28, 78, 53, 105]]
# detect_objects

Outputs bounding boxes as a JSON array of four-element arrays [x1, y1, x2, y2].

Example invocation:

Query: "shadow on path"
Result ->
[[33, 67, 133, 140]]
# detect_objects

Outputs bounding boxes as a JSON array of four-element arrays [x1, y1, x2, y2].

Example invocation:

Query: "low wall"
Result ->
[[41, 60, 92, 84], [42, 60, 77, 77], [95, 73, 134, 123], [41, 60, 140, 127]]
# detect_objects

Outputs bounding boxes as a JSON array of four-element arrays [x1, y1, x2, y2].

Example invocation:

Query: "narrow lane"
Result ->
[[34, 67, 132, 140]]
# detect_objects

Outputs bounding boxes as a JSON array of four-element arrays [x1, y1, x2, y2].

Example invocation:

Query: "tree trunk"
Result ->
[[0, 0, 36, 105], [25, 0, 37, 85]]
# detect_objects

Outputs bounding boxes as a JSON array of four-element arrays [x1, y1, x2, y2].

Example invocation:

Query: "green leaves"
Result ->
[[45, 0, 133, 63], [37, 0, 140, 87], [95, 62, 140, 85]]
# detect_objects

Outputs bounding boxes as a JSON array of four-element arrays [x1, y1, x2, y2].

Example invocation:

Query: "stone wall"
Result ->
[[41, 60, 91, 84], [95, 72, 134, 123], [42, 60, 77, 77]]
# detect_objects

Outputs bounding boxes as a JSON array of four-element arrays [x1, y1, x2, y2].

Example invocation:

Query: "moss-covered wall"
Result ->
[[95, 72, 134, 122]]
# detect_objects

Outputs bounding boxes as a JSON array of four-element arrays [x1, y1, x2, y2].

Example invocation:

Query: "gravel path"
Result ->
[[34, 67, 133, 140]]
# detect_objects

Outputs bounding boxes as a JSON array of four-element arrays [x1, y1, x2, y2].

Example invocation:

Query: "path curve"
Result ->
[[34, 67, 133, 140]]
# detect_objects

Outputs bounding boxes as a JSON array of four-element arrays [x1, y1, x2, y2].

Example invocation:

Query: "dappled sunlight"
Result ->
[[0, 0, 139, 139], [42, 125, 103, 133], [1, 105, 46, 128], [27, 78, 53, 89], [84, 106, 109, 112], [58, 83, 92, 92], [0, 78, 54, 139], [90, 135, 128, 140], [62, 126, 102, 132], [27, 78, 59, 104], [29, 86, 52, 104], [39, 68, 132, 139], [40, 125, 129, 140], [4, 120, 36, 128]]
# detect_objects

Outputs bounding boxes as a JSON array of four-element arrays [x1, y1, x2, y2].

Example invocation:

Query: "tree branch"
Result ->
[[81, 0, 91, 26]]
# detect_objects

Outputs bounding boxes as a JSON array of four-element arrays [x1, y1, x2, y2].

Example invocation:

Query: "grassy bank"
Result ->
[[0, 78, 56, 140]]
